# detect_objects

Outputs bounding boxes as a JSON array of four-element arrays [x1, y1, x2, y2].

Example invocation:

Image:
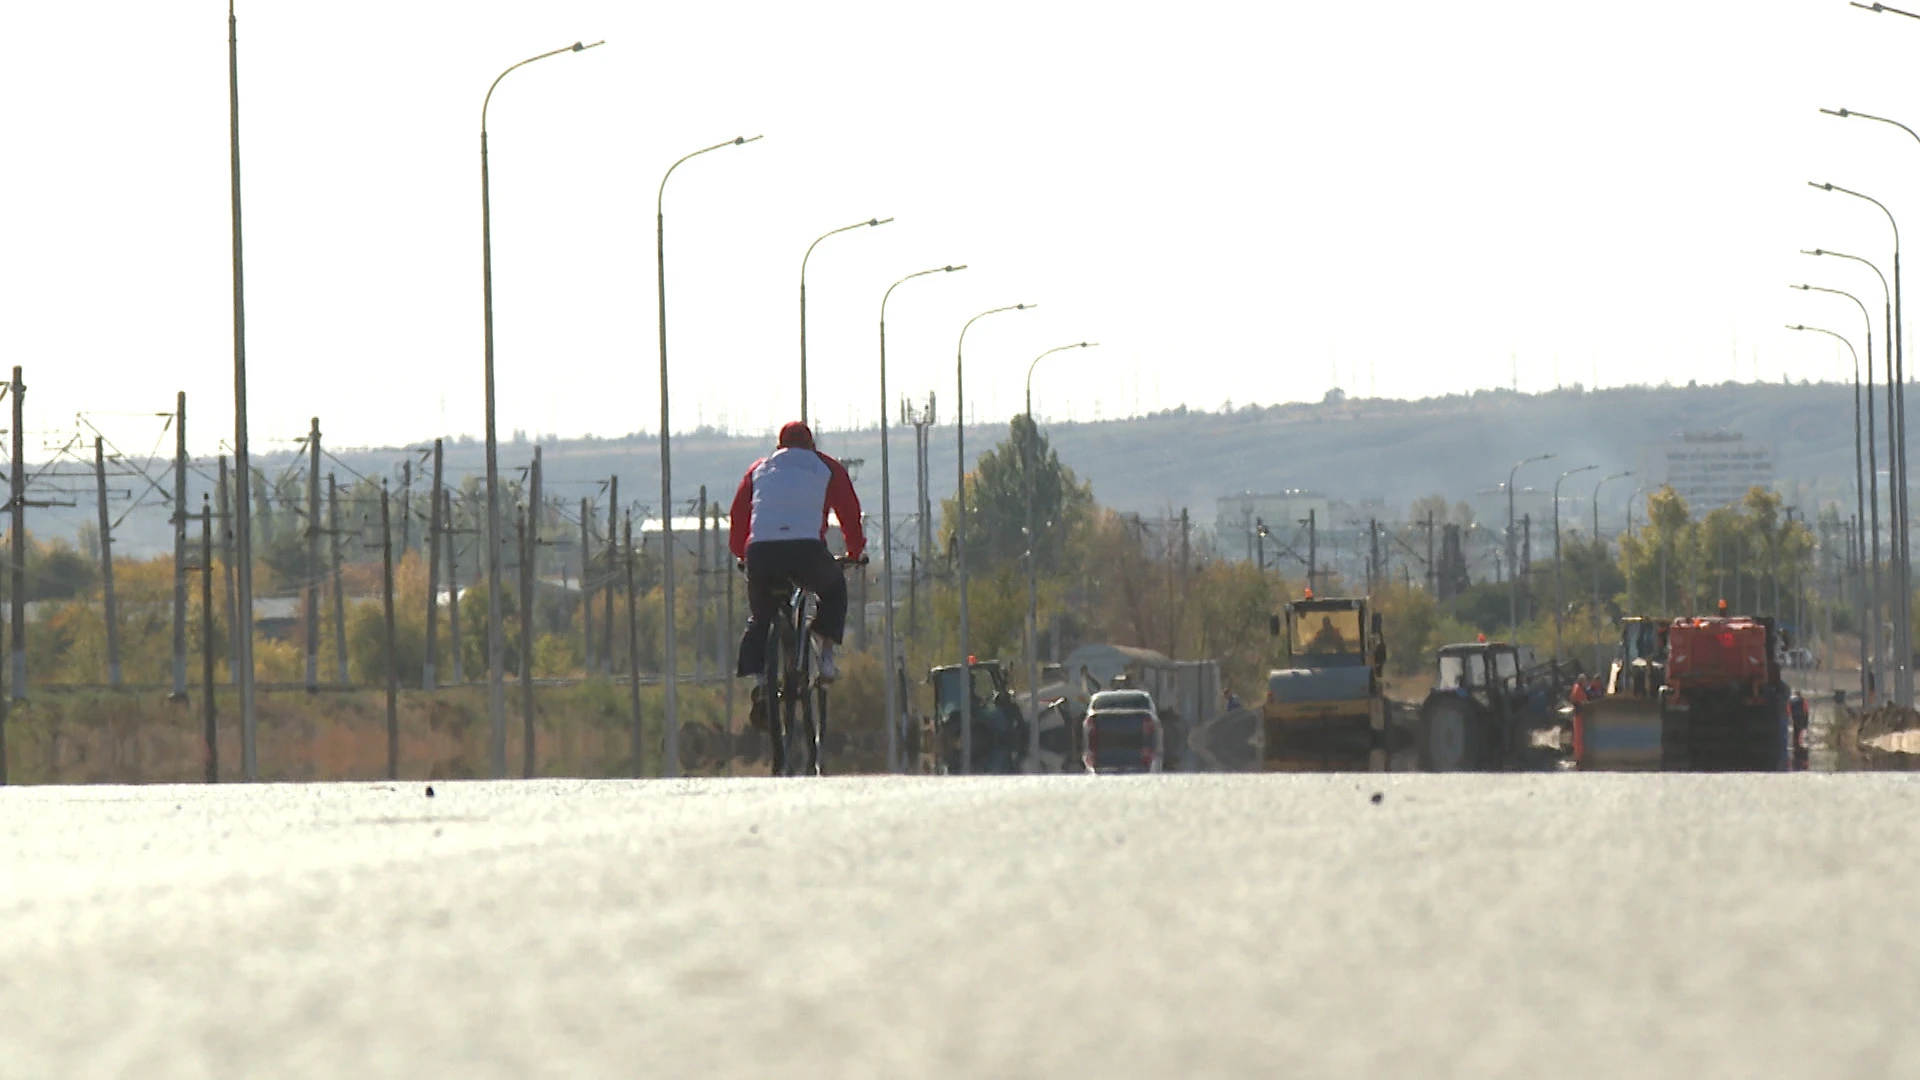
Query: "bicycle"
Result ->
[[754, 553, 865, 777]]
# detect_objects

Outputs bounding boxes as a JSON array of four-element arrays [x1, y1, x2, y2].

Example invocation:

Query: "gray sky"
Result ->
[[0, 1, 1914, 456]]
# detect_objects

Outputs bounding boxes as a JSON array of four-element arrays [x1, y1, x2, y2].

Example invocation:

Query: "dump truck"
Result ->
[[1261, 594, 1388, 767], [1576, 608, 1791, 771], [1415, 640, 1559, 770]]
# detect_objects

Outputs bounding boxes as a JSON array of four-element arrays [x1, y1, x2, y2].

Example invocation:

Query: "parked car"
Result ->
[[1082, 689, 1164, 774]]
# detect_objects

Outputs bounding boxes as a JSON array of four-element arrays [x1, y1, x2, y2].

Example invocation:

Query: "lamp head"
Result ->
[[869, 217, 895, 227], [1809, 181, 1834, 191], [946, 264, 967, 272], [1803, 249, 1825, 256], [572, 40, 605, 52], [734, 135, 764, 146], [1822, 107, 1852, 118], [1791, 284, 1809, 290]]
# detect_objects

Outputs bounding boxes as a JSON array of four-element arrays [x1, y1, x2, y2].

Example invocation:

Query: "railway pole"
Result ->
[[305, 417, 321, 692], [7, 368, 23, 705], [580, 496, 593, 673], [623, 513, 642, 777], [328, 475, 348, 685], [603, 476, 617, 677], [171, 393, 189, 700], [424, 439, 443, 690], [1506, 454, 1554, 642], [200, 497, 218, 783], [93, 437, 121, 688], [518, 502, 535, 778], [380, 482, 398, 780]]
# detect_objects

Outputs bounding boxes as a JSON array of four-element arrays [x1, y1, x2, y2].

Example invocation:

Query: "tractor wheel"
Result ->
[[1419, 696, 1489, 771]]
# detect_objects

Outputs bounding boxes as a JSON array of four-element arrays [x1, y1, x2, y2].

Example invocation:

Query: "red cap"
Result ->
[[778, 420, 815, 450]]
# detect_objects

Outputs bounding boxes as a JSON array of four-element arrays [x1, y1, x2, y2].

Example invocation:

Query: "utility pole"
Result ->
[[624, 512, 643, 777], [171, 392, 189, 700], [580, 496, 594, 673], [724, 507, 736, 745], [1521, 515, 1533, 621], [9, 366, 23, 703], [400, 459, 413, 555], [328, 475, 348, 686], [1254, 517, 1267, 573], [1424, 510, 1436, 594], [228, 0, 259, 783], [603, 476, 617, 676], [424, 439, 443, 690], [446, 489, 465, 685], [1367, 518, 1380, 597], [305, 417, 321, 692], [217, 455, 237, 685], [380, 482, 398, 780], [1298, 509, 1319, 593], [94, 437, 121, 688], [200, 497, 217, 783], [518, 502, 535, 778], [695, 485, 707, 682]]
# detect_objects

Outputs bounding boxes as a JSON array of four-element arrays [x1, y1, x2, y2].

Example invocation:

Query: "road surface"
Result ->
[[4, 773, 1918, 1078]]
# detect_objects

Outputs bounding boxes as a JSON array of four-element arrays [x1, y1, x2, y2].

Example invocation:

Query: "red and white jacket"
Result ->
[[728, 448, 866, 561]]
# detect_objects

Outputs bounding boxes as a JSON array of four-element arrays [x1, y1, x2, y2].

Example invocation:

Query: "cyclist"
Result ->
[[728, 421, 865, 725]]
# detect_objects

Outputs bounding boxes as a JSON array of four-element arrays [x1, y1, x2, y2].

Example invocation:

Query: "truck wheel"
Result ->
[[1420, 697, 1487, 771]]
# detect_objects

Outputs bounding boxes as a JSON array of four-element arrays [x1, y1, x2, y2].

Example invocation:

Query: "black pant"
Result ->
[[736, 540, 848, 677]]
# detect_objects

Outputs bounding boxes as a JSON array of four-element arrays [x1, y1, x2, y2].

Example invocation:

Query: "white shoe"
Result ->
[[816, 643, 839, 684]]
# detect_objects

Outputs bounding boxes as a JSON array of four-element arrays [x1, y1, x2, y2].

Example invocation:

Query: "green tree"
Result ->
[[940, 416, 1095, 575]]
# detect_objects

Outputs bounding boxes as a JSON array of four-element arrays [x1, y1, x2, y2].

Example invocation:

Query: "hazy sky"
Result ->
[[0, 1, 1915, 457]]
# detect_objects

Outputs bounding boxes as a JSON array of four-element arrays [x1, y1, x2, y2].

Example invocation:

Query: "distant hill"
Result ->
[[84, 379, 1881, 556]]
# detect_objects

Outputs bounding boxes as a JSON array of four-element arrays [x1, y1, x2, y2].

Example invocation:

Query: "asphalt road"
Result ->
[[5, 773, 1919, 1078]]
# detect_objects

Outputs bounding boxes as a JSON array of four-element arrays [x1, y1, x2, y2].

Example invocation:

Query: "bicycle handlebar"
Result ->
[[734, 553, 869, 572]]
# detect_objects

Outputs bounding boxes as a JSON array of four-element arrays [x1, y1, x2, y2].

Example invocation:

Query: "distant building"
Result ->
[[1215, 491, 1332, 563], [1658, 431, 1773, 509]]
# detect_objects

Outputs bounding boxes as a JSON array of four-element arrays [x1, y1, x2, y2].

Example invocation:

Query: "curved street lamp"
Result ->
[[1793, 282, 1880, 654], [877, 263, 967, 772], [1552, 464, 1598, 665], [1023, 341, 1097, 767], [1506, 453, 1555, 639], [801, 217, 893, 425], [1789, 322, 1875, 700], [1810, 177, 1909, 703], [657, 134, 762, 775], [955, 302, 1035, 774], [478, 39, 602, 778]]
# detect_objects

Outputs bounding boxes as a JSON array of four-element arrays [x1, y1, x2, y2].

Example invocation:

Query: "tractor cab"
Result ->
[[924, 659, 1029, 775], [1417, 640, 1554, 771]]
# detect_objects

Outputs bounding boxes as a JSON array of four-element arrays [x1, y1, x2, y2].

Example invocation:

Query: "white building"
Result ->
[[1655, 432, 1774, 510]]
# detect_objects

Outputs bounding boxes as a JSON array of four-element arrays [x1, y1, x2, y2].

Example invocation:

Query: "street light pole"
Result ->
[[1811, 178, 1907, 704], [479, 39, 601, 778], [226, 0, 259, 780], [878, 264, 967, 773], [1789, 323, 1872, 702], [1553, 464, 1598, 666], [1507, 453, 1554, 640], [955, 303, 1035, 775], [658, 134, 762, 777], [1024, 341, 1097, 768], [1803, 249, 1892, 699], [801, 217, 892, 427]]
